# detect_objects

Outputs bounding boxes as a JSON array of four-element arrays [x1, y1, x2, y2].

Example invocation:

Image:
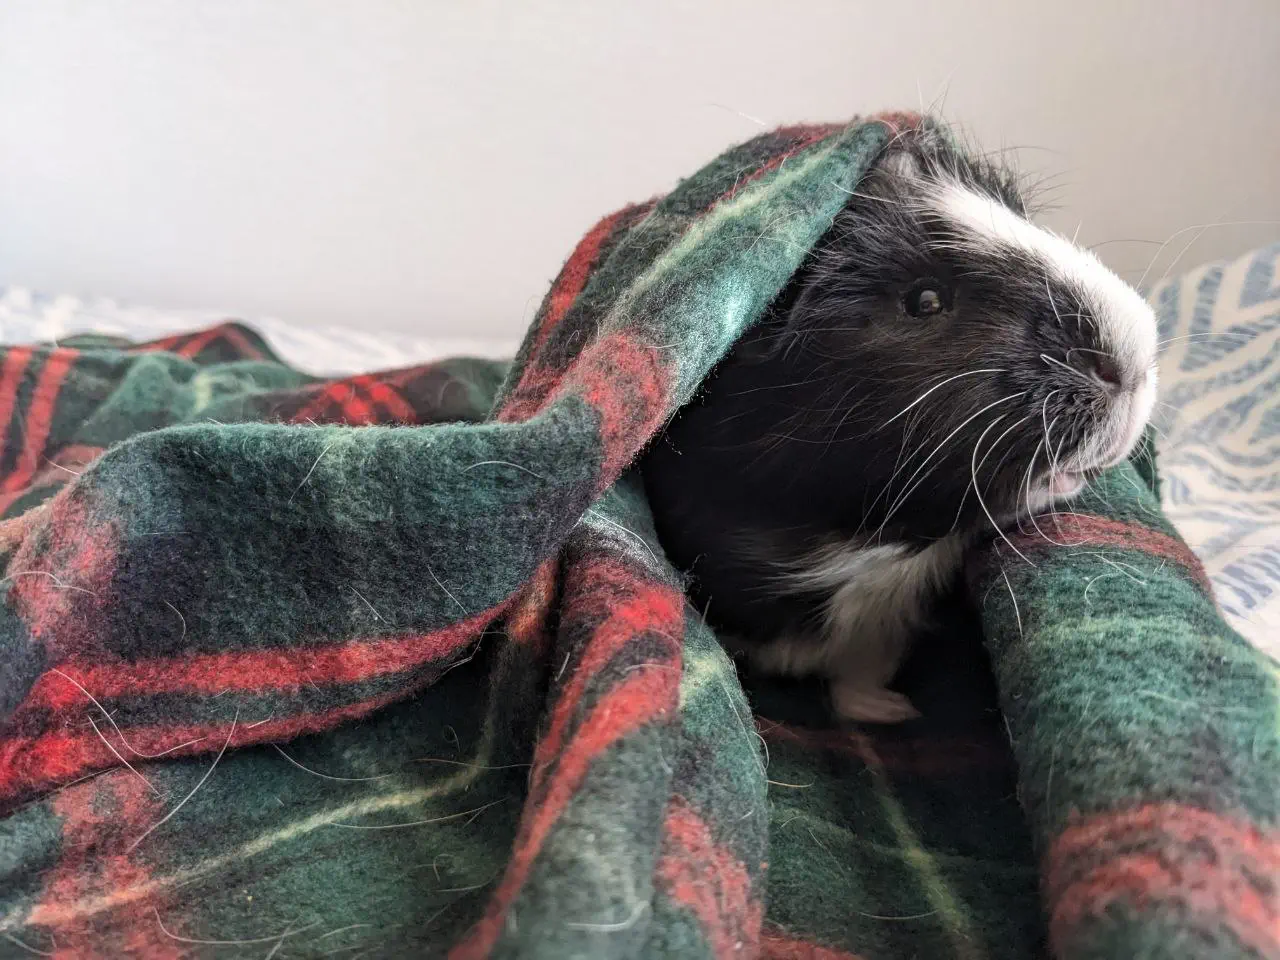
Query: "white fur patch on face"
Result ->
[[928, 180, 1159, 477]]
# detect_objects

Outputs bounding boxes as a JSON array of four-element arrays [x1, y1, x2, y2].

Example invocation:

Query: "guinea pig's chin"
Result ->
[[1046, 471, 1088, 498], [1019, 471, 1087, 519], [1008, 471, 1080, 519]]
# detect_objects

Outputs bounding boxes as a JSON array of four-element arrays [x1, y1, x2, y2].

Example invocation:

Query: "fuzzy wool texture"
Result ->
[[0, 115, 1276, 960]]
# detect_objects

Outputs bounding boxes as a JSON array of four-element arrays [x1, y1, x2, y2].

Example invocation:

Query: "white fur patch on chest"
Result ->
[[750, 535, 966, 679], [812, 536, 966, 642]]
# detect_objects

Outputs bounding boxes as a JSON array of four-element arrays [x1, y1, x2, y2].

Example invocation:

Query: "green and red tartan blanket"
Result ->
[[0, 115, 1276, 960]]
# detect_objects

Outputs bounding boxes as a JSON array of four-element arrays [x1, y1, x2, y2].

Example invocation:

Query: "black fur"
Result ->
[[641, 127, 1124, 646]]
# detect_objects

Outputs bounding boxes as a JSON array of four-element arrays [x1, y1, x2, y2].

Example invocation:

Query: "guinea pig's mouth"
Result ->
[[1044, 449, 1128, 498], [1044, 419, 1147, 499]]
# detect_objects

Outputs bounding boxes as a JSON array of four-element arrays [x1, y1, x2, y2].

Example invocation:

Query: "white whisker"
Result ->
[[877, 368, 1005, 430], [1039, 353, 1092, 383], [879, 392, 1027, 538]]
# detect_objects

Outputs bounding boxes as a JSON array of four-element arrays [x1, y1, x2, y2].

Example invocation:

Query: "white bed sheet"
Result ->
[[0, 287, 516, 376]]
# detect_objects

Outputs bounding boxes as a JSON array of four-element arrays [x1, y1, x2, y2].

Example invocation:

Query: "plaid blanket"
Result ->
[[0, 115, 1276, 960]]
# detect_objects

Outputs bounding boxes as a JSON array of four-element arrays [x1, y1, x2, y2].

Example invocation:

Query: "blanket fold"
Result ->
[[0, 113, 1275, 960]]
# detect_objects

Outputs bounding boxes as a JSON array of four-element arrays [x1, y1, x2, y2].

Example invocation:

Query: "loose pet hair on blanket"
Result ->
[[642, 122, 1159, 723]]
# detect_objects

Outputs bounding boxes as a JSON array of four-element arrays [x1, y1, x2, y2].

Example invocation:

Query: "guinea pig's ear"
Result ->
[[736, 271, 826, 361], [787, 273, 865, 331]]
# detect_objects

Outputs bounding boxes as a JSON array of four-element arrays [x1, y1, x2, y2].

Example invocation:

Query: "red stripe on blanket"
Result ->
[[30, 775, 180, 958], [201, 322, 264, 360], [23, 607, 503, 708], [47, 443, 103, 474], [505, 559, 558, 656], [868, 110, 922, 137], [722, 125, 842, 204], [362, 378, 417, 421], [573, 332, 670, 488], [0, 507, 45, 556], [452, 668, 679, 958], [657, 797, 762, 958], [0, 682, 421, 805], [129, 334, 179, 354], [534, 206, 633, 353], [9, 490, 119, 657], [498, 206, 636, 423], [128, 323, 263, 362], [761, 929, 867, 960], [130, 331, 190, 354], [134, 327, 222, 359], [1008, 513, 1212, 593], [291, 373, 419, 426], [499, 128, 840, 426], [3, 349, 78, 493], [531, 569, 683, 792], [173, 326, 224, 359], [1046, 804, 1280, 957], [0, 346, 35, 463], [0, 443, 107, 515]]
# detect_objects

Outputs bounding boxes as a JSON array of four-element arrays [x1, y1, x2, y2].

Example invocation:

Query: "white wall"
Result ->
[[1, 0, 1277, 338]]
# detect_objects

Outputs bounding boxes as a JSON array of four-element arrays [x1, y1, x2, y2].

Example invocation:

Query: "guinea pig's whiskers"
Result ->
[[865, 415, 946, 520], [1115, 468, 1161, 519], [725, 376, 827, 398], [1067, 311, 1098, 338], [815, 377, 874, 439], [1020, 442, 1039, 526], [877, 368, 1005, 431], [829, 183, 902, 206], [969, 419, 1037, 568], [877, 391, 1027, 542], [979, 426, 1024, 509], [964, 413, 1008, 505], [1145, 420, 1171, 445], [1038, 400, 1076, 536], [1040, 391, 1061, 447], [1044, 274, 1067, 329], [954, 413, 1031, 532], [1153, 224, 1220, 292], [1133, 219, 1280, 292], [1039, 353, 1093, 384], [1065, 348, 1111, 361], [1022, 440, 1073, 548], [1156, 332, 1257, 348], [1050, 420, 1071, 484]]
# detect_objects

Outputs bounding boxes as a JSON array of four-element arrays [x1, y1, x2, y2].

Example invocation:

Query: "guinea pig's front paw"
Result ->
[[830, 679, 920, 724]]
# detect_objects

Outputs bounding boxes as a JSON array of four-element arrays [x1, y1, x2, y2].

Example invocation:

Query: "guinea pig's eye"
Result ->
[[903, 280, 951, 318]]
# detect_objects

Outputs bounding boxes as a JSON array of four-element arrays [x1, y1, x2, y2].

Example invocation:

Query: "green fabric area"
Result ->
[[3, 640, 526, 954], [982, 467, 1280, 841]]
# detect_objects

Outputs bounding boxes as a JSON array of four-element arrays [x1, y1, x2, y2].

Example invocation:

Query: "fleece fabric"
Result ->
[[0, 114, 1275, 960]]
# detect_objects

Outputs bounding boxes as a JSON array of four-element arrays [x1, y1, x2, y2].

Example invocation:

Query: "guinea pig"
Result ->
[[640, 122, 1159, 723]]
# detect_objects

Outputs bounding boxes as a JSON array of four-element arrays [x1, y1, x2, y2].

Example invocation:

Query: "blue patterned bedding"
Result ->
[[1149, 242, 1279, 656], [2, 243, 1276, 654]]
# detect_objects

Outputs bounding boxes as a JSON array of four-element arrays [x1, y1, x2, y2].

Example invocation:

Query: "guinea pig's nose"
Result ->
[[1088, 353, 1124, 391]]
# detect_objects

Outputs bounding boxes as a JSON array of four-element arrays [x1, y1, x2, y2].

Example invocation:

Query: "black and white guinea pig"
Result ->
[[640, 124, 1158, 724]]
